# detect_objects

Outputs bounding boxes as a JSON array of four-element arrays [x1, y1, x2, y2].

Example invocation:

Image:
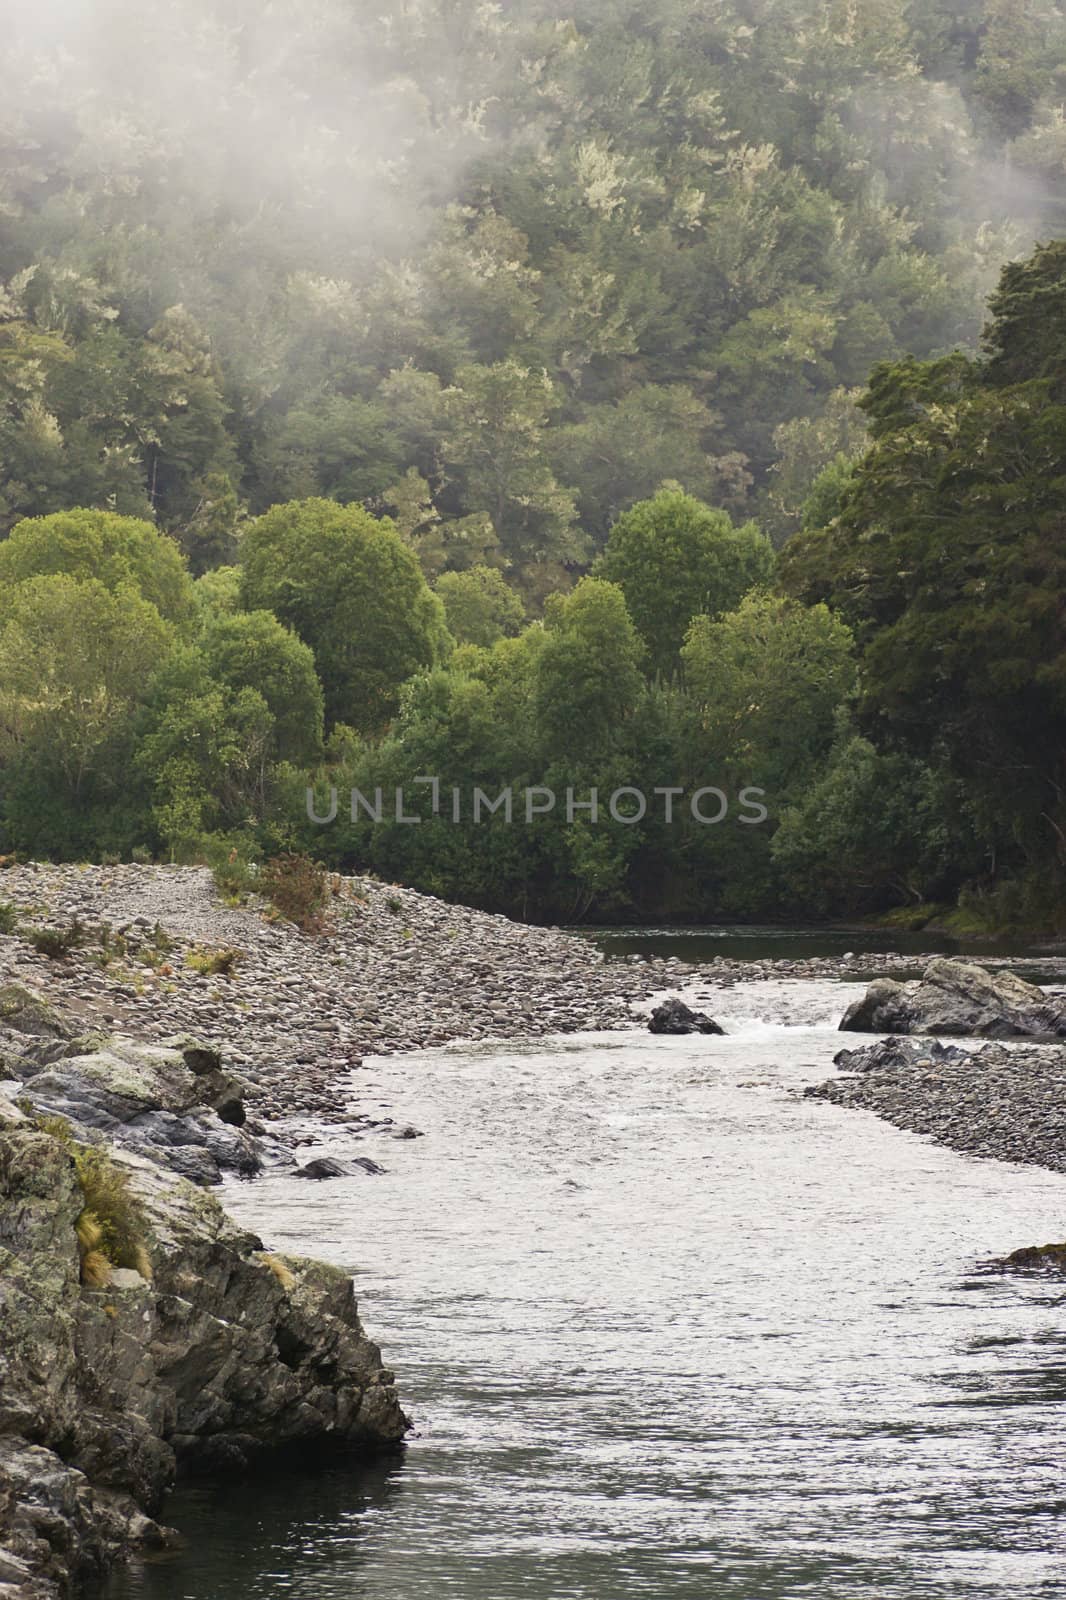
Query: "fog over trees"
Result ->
[[1, 1, 1065, 927]]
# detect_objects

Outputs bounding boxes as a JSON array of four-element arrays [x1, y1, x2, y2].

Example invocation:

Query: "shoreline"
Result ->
[[4, 864, 1066, 1127]]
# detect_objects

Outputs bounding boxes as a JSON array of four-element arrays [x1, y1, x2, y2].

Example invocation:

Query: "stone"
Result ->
[[648, 997, 725, 1036], [839, 958, 1066, 1038], [294, 1157, 351, 1179], [833, 1037, 971, 1073], [0, 1113, 409, 1598]]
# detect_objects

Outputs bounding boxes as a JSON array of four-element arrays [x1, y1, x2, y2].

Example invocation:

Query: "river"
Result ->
[[102, 967, 1066, 1599]]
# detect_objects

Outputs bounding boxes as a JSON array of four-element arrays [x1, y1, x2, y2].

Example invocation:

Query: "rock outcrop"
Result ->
[[833, 1037, 972, 1074], [0, 984, 261, 1185], [839, 958, 1066, 1039], [648, 997, 725, 1036], [0, 987, 409, 1599]]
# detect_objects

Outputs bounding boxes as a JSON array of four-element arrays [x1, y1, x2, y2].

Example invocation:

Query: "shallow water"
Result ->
[[580, 923, 1052, 964], [104, 980, 1066, 1599]]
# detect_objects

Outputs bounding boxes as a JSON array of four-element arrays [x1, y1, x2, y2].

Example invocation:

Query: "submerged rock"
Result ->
[[295, 1156, 350, 1179], [839, 958, 1066, 1039], [987, 1241, 1066, 1273], [648, 997, 725, 1036]]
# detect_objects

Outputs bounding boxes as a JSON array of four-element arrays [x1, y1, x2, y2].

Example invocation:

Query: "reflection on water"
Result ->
[[102, 980, 1066, 1600]]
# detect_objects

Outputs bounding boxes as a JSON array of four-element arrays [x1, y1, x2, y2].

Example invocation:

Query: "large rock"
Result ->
[[4, 1021, 259, 1183], [0, 1117, 409, 1598], [839, 958, 1066, 1039], [648, 997, 725, 1036], [833, 1037, 972, 1073]]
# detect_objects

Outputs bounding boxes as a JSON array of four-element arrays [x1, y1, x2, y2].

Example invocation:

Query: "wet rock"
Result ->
[[833, 1037, 971, 1073], [648, 997, 725, 1036], [839, 958, 1066, 1039], [986, 1241, 1066, 1272], [294, 1157, 350, 1179]]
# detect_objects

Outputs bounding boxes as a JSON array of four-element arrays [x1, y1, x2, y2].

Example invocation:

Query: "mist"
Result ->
[[2, 0, 1065, 545]]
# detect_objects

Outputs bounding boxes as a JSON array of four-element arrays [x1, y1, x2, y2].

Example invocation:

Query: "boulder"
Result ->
[[0, 1114, 409, 1598], [294, 1157, 350, 1180], [2, 1007, 259, 1184], [648, 997, 725, 1036], [833, 1036, 972, 1073], [295, 1155, 386, 1179], [839, 958, 1066, 1039]]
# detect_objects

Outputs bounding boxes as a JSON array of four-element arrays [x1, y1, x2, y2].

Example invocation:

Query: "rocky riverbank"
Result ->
[[4, 864, 1065, 1126], [807, 1033, 1066, 1174], [0, 983, 408, 1599]]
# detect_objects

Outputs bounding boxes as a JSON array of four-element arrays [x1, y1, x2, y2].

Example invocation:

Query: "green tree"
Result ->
[[202, 610, 324, 763], [136, 646, 275, 856], [435, 566, 525, 647], [238, 497, 452, 733], [682, 593, 856, 793], [0, 509, 193, 625], [0, 575, 173, 852], [596, 489, 774, 679], [533, 578, 644, 760], [441, 360, 585, 576], [551, 385, 750, 544]]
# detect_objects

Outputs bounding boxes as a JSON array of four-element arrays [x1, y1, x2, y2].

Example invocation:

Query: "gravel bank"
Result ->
[[806, 1039, 1066, 1173], [0, 864, 682, 1120]]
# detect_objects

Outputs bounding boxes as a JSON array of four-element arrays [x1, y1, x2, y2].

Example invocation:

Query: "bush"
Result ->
[[208, 842, 257, 903], [72, 1144, 153, 1280], [0, 901, 18, 934], [260, 852, 329, 932], [22, 919, 85, 958], [186, 945, 242, 977]]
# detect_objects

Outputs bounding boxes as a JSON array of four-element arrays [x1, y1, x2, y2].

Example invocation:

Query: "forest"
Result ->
[[1, 0, 1065, 927]]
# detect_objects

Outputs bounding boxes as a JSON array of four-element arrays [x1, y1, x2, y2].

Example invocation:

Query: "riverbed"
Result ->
[[103, 977, 1066, 1599]]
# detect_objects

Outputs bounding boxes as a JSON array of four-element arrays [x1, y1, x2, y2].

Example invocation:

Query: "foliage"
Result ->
[[21, 919, 86, 958], [435, 566, 526, 647], [72, 1143, 153, 1280], [39, 1116, 153, 1283], [596, 490, 775, 679], [185, 946, 242, 977], [239, 498, 452, 732], [259, 852, 330, 932], [0, 511, 194, 625], [782, 256, 1066, 895]]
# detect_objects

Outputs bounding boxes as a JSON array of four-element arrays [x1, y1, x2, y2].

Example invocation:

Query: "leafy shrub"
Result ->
[[0, 901, 18, 934], [260, 852, 329, 932], [211, 848, 257, 903], [186, 945, 242, 977], [23, 919, 85, 958]]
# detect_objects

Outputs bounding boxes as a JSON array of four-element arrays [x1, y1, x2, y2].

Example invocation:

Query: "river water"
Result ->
[[103, 974, 1066, 1599]]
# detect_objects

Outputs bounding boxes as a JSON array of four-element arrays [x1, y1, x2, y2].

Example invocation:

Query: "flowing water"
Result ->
[[103, 976, 1066, 1599]]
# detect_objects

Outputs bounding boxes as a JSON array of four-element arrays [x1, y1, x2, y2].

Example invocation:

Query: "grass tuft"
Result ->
[[186, 945, 242, 977], [259, 1251, 297, 1291]]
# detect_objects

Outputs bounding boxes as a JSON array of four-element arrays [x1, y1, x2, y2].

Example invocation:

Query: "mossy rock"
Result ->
[[999, 1241, 1066, 1272], [0, 983, 71, 1040]]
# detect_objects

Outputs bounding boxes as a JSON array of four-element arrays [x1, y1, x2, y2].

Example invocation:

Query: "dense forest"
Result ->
[[1, 0, 1065, 927]]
